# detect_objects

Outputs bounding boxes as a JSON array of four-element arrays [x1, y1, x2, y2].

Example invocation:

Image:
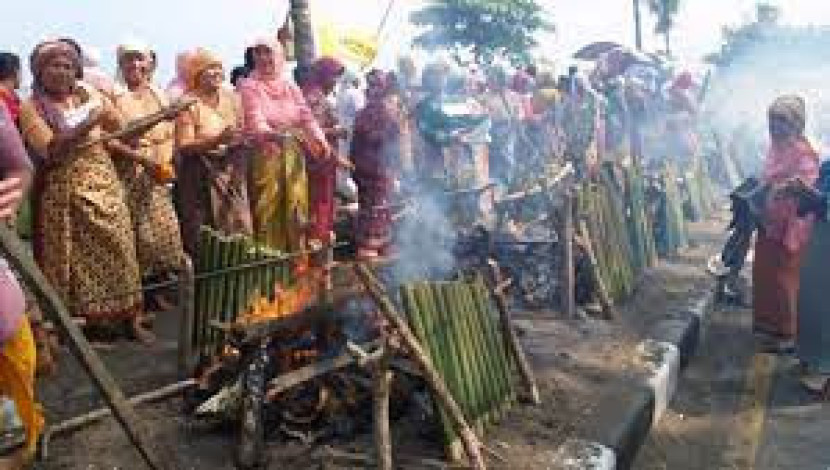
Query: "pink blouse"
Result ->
[[238, 74, 324, 145], [0, 105, 29, 345]]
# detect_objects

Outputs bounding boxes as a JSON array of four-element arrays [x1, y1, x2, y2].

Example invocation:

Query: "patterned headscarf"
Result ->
[[29, 40, 81, 91], [185, 48, 223, 92], [768, 94, 807, 137]]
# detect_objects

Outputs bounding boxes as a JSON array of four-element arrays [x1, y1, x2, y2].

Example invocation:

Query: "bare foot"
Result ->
[[131, 319, 157, 345]]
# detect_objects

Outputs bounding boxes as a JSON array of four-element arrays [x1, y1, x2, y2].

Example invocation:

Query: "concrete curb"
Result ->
[[551, 290, 715, 470]]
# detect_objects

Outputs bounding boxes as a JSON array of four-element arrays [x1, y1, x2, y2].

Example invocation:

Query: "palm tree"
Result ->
[[648, 0, 680, 56], [633, 0, 644, 50], [290, 0, 316, 70]]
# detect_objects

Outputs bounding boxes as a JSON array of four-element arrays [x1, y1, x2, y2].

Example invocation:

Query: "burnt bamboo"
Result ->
[[355, 265, 486, 470], [484, 263, 540, 405]]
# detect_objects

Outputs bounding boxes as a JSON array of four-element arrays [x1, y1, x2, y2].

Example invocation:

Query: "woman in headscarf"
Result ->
[[301, 57, 346, 245], [238, 38, 330, 252], [753, 95, 819, 353], [351, 70, 402, 259], [175, 48, 252, 257], [112, 42, 186, 287], [17, 40, 150, 341], [0, 101, 43, 463], [167, 50, 195, 101]]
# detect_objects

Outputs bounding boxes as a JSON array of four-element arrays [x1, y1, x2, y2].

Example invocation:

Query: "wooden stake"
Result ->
[[485, 261, 541, 405], [577, 220, 621, 321], [373, 353, 393, 470], [0, 224, 179, 470], [561, 188, 577, 318], [177, 256, 196, 379], [354, 264, 487, 470]]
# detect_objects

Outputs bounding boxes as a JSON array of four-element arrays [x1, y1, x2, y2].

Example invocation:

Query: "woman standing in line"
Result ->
[[17, 40, 150, 340], [112, 42, 186, 290], [238, 38, 330, 253], [175, 48, 252, 256]]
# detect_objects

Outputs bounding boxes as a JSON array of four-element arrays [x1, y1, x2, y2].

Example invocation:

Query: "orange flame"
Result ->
[[238, 262, 323, 324]]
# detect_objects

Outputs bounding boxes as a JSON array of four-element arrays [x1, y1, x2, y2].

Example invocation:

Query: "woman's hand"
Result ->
[[0, 175, 28, 221]]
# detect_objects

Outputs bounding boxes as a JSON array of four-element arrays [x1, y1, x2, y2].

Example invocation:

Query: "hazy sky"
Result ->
[[2, 0, 830, 83]]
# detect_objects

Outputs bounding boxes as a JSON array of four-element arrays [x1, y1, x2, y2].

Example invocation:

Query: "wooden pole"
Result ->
[[177, 256, 196, 379], [354, 265, 487, 470], [561, 189, 577, 318], [577, 220, 621, 321], [485, 262, 540, 405], [0, 224, 179, 470], [373, 350, 393, 470]]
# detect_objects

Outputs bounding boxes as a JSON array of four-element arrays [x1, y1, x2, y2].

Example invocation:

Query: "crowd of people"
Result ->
[[0, 33, 711, 464]]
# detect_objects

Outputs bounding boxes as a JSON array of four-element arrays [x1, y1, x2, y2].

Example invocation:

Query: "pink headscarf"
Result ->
[[239, 38, 324, 144]]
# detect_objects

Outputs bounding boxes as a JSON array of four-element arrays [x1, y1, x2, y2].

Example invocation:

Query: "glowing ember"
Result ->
[[238, 264, 323, 324]]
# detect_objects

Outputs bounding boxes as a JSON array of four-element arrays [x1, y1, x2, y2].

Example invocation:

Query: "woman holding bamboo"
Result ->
[[238, 38, 330, 253], [175, 48, 253, 257], [17, 40, 151, 340], [112, 42, 186, 304]]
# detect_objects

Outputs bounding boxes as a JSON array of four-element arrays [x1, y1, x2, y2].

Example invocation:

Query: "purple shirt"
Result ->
[[0, 105, 29, 345]]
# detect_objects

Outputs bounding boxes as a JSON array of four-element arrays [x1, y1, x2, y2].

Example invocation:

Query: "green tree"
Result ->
[[705, 3, 781, 67], [411, 0, 553, 65], [648, 0, 681, 55]]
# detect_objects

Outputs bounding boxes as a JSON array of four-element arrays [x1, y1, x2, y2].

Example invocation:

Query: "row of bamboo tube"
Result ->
[[577, 159, 704, 304], [194, 227, 292, 358], [399, 279, 516, 453]]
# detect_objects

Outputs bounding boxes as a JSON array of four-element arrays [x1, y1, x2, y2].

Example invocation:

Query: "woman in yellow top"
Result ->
[[17, 40, 155, 342], [175, 48, 253, 256], [112, 42, 186, 282]]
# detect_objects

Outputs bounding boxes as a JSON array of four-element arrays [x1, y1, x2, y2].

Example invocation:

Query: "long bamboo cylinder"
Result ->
[[461, 282, 497, 420], [201, 229, 220, 357], [433, 284, 473, 426], [561, 189, 576, 318], [447, 283, 484, 427], [194, 228, 211, 358], [353, 265, 486, 470], [470, 280, 514, 410]]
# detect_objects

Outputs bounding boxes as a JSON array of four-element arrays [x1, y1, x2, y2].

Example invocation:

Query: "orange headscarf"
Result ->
[[184, 48, 223, 92]]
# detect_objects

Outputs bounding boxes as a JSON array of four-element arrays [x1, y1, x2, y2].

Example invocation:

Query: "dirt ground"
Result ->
[[27, 218, 724, 470]]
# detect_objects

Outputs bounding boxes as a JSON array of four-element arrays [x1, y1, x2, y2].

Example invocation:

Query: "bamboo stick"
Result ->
[[0, 224, 180, 470], [354, 265, 486, 470], [471, 279, 516, 412], [446, 283, 485, 428], [373, 353, 393, 470], [484, 263, 540, 405], [431, 283, 473, 456], [577, 220, 620, 321], [561, 189, 576, 318], [455, 282, 494, 424]]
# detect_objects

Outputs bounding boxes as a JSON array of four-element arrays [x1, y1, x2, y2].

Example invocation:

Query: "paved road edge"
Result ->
[[551, 290, 715, 470]]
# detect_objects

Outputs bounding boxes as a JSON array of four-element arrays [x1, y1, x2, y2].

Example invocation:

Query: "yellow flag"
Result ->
[[314, 17, 379, 68]]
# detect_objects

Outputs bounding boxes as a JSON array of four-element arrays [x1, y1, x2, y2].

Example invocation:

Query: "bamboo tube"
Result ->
[[577, 220, 620, 321], [201, 229, 220, 357], [432, 283, 476, 447], [409, 283, 456, 448], [223, 237, 244, 329], [354, 265, 486, 470], [472, 279, 516, 410], [455, 282, 495, 424], [194, 228, 212, 358], [177, 257, 196, 379], [481, 266, 539, 405], [445, 283, 485, 427], [468, 281, 510, 418]]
